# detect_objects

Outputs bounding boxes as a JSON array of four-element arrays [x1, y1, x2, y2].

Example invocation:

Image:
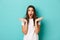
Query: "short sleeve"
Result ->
[[21, 21, 24, 26], [38, 22, 41, 25]]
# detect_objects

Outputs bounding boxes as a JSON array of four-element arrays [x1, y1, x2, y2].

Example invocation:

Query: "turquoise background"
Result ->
[[0, 0, 60, 40]]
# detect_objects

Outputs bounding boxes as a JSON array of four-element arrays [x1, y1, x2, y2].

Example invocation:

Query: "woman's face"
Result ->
[[28, 7, 34, 18]]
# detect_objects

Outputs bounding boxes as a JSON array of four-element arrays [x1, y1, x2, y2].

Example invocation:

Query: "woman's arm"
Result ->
[[34, 21, 40, 34], [22, 22, 28, 35], [34, 17, 43, 34], [19, 18, 28, 35]]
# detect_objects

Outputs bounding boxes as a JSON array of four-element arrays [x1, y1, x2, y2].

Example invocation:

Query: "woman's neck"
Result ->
[[29, 16, 33, 19], [29, 17, 33, 19]]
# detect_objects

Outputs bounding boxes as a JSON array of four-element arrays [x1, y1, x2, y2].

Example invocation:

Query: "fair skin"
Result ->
[[19, 7, 43, 35]]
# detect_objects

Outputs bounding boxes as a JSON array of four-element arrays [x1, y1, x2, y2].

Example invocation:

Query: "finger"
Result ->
[[36, 17, 43, 22], [19, 18, 24, 22], [21, 19, 27, 22], [38, 17, 43, 21]]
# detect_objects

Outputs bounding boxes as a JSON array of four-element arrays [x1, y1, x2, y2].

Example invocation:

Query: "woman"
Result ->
[[20, 5, 43, 40]]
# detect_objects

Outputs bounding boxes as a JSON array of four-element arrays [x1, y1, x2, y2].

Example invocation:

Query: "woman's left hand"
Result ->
[[34, 17, 43, 34], [35, 17, 43, 22]]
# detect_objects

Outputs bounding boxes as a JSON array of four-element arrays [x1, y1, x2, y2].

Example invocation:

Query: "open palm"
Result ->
[[19, 18, 27, 23], [35, 17, 43, 22]]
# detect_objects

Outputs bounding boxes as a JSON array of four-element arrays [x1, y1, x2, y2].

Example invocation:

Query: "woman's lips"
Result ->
[[30, 14, 32, 16]]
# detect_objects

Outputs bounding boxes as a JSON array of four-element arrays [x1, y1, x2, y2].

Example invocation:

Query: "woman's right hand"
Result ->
[[19, 18, 27, 24]]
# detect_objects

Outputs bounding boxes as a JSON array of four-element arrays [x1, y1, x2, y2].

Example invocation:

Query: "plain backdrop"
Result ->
[[0, 0, 60, 40]]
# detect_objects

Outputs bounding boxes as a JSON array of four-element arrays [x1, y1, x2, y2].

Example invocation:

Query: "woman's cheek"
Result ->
[[28, 11, 31, 14], [32, 12, 34, 15]]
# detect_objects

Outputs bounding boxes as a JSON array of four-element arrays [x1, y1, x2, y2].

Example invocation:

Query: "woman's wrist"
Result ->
[[25, 22, 28, 27], [35, 21, 37, 27]]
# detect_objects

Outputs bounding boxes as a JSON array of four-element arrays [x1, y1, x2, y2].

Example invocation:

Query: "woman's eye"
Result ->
[[28, 10, 30, 11], [32, 10, 34, 11]]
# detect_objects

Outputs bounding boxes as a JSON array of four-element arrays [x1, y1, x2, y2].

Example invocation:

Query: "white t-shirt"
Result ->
[[22, 18, 41, 40]]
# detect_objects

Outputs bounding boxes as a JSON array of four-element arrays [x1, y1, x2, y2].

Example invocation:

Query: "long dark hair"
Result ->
[[25, 5, 38, 26]]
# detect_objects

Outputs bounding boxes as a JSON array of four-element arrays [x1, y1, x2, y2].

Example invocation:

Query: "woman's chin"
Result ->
[[29, 16, 32, 18]]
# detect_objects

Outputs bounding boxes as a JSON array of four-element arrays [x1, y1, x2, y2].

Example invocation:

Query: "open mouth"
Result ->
[[30, 14, 32, 16]]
